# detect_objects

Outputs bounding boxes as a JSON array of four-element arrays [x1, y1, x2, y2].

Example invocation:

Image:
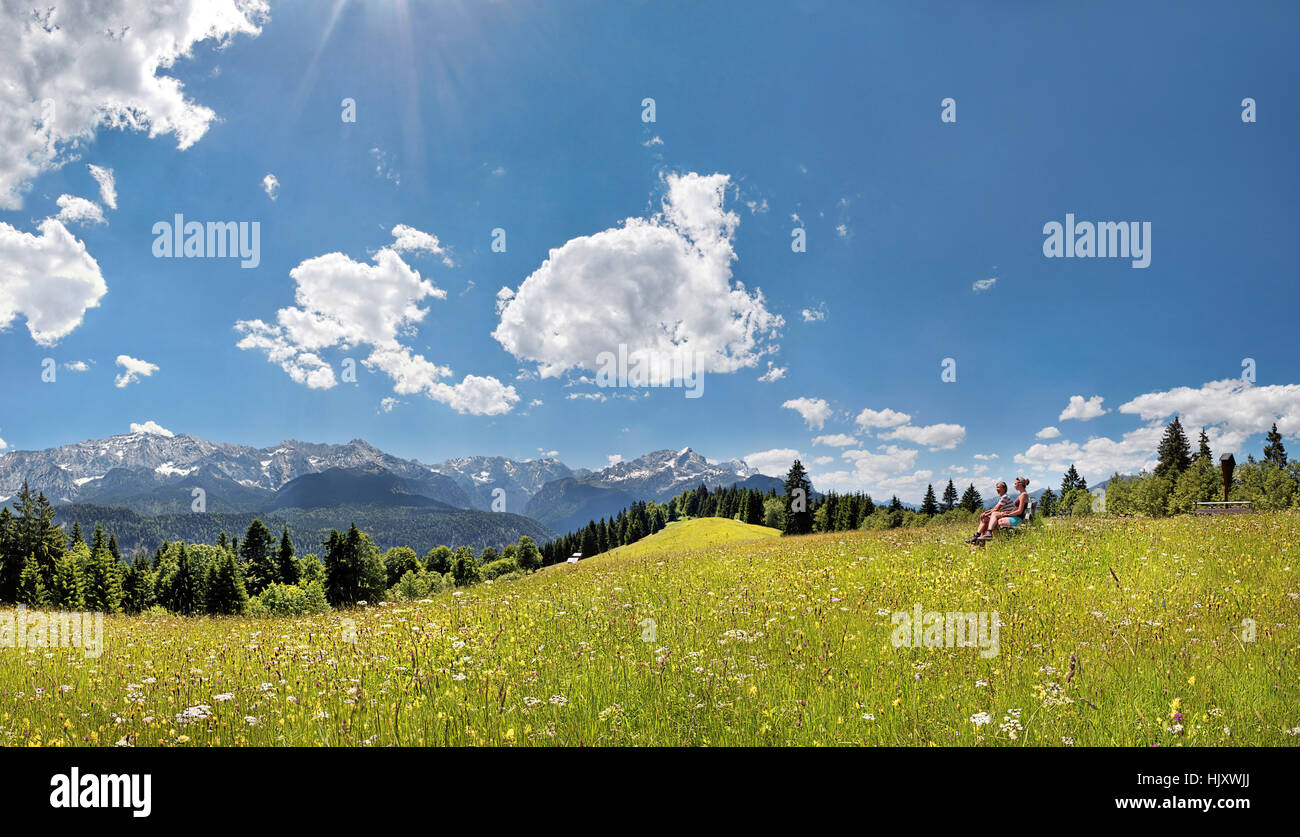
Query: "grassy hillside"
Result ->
[[3, 513, 1297, 746], [595, 517, 780, 561]]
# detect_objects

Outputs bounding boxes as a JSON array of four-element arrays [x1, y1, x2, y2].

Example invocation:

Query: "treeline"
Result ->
[[538, 471, 884, 562], [51, 504, 553, 558], [1098, 418, 1299, 516], [0, 481, 546, 617]]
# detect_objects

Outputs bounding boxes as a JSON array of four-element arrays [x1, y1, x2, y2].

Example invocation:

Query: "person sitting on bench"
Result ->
[[970, 481, 1016, 542], [971, 477, 1030, 542]]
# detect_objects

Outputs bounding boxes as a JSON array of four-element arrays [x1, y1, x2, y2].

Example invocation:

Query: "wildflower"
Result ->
[[970, 712, 992, 726], [175, 705, 212, 725]]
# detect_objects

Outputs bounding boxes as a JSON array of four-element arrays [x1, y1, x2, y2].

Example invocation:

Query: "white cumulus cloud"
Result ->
[[744, 448, 803, 478], [878, 422, 966, 451], [0, 219, 106, 345], [262, 173, 279, 200], [129, 420, 173, 437], [783, 397, 832, 430], [492, 172, 783, 383], [390, 224, 453, 267], [236, 228, 517, 415], [812, 433, 858, 447], [855, 407, 911, 430], [0, 1, 268, 210], [1036, 426, 1061, 439], [1059, 394, 1108, 422], [115, 355, 159, 388], [1118, 378, 1300, 451], [55, 195, 106, 226]]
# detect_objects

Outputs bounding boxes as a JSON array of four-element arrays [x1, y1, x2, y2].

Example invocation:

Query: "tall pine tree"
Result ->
[[1263, 422, 1287, 466], [919, 484, 939, 516], [781, 460, 814, 535], [1155, 416, 1192, 477], [1196, 428, 1213, 462], [941, 480, 958, 513]]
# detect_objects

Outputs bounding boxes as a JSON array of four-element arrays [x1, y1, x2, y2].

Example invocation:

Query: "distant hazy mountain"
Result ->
[[522, 478, 639, 535], [268, 467, 458, 512], [591, 447, 764, 500], [522, 448, 788, 532], [0, 433, 793, 536], [0, 432, 469, 512], [428, 455, 577, 512]]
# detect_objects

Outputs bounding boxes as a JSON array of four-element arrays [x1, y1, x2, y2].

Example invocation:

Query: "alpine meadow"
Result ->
[[0, 1, 1298, 820]]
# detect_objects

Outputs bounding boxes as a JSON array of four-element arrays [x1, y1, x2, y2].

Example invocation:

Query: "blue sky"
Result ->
[[2, 0, 1298, 501]]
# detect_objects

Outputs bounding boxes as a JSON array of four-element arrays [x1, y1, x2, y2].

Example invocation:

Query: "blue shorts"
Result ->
[[1006, 516, 1023, 527]]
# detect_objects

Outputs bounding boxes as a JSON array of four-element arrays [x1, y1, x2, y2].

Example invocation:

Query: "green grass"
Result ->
[[2, 513, 1297, 746], [594, 516, 780, 561]]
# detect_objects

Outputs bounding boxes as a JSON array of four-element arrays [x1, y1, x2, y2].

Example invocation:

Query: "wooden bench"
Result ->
[[1193, 501, 1253, 515], [973, 499, 1037, 546]]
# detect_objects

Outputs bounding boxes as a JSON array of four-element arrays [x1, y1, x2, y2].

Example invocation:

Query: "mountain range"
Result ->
[[0, 431, 791, 549]]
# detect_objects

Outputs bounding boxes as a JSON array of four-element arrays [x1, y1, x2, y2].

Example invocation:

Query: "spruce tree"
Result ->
[[920, 484, 939, 516], [17, 555, 47, 606], [1196, 429, 1213, 462], [52, 542, 88, 609], [1061, 465, 1083, 495], [0, 506, 15, 600], [86, 545, 124, 613], [781, 460, 814, 536], [169, 543, 203, 615], [1039, 487, 1059, 517], [941, 480, 958, 513], [324, 524, 387, 604], [205, 552, 248, 615], [959, 484, 983, 513], [580, 523, 598, 556], [278, 526, 299, 585], [9, 482, 65, 594], [1155, 416, 1192, 477], [240, 519, 278, 595], [1263, 422, 1287, 466], [122, 555, 155, 613]]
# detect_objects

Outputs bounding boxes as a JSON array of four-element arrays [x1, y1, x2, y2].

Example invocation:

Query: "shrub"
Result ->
[[424, 546, 454, 574], [452, 549, 481, 587], [254, 581, 331, 616], [299, 554, 325, 584], [384, 546, 422, 587], [481, 557, 518, 580]]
